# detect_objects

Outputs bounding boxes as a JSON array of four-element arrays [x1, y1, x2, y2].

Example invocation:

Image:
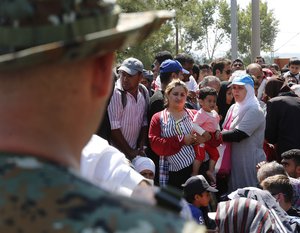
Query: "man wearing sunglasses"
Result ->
[[211, 58, 232, 81]]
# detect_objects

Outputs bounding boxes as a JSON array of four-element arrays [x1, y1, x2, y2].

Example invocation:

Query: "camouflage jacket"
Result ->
[[0, 153, 204, 233]]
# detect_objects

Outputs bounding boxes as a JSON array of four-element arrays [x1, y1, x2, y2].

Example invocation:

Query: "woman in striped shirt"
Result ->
[[149, 80, 210, 189]]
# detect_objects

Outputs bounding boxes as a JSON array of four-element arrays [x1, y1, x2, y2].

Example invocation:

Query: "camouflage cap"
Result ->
[[0, 0, 174, 71]]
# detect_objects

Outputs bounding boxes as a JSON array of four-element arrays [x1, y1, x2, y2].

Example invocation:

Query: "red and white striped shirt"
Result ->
[[149, 108, 199, 171], [108, 80, 148, 149]]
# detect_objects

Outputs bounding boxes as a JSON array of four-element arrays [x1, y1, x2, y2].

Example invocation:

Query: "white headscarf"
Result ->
[[132, 156, 155, 175], [232, 83, 260, 119]]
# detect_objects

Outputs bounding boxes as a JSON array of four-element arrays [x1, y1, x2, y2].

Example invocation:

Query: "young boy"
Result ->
[[283, 58, 300, 81], [192, 87, 221, 185], [182, 175, 218, 225]]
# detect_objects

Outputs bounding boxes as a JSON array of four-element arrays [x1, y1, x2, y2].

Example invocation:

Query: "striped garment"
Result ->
[[108, 80, 148, 150], [159, 108, 196, 186], [228, 187, 293, 233], [160, 108, 196, 171], [216, 197, 275, 233]]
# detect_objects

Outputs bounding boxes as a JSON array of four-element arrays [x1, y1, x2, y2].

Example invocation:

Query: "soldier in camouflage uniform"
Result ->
[[0, 0, 206, 232]]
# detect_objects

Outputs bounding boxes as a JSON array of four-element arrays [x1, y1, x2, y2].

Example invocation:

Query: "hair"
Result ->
[[270, 63, 280, 72], [246, 63, 263, 75], [257, 161, 287, 183], [154, 51, 173, 65], [199, 75, 221, 88], [198, 86, 217, 100], [160, 71, 179, 86], [232, 58, 244, 65], [281, 149, 300, 166], [164, 79, 188, 107], [175, 53, 194, 66], [288, 58, 300, 67], [255, 56, 265, 63], [184, 191, 204, 203], [199, 64, 211, 71], [212, 58, 231, 75], [260, 174, 293, 203], [192, 64, 200, 75]]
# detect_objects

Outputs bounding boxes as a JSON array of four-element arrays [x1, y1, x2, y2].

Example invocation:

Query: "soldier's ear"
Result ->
[[296, 165, 300, 177], [91, 52, 115, 97]]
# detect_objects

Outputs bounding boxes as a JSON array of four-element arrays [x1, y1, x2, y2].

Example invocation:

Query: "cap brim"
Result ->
[[182, 68, 190, 74], [228, 81, 246, 87], [0, 11, 174, 71], [207, 186, 218, 193], [118, 66, 138, 76]]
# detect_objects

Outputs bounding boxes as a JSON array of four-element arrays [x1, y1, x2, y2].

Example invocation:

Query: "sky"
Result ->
[[234, 0, 300, 57]]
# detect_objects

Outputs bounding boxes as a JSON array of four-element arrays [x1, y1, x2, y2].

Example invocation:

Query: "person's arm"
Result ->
[[108, 91, 142, 160], [110, 129, 142, 160], [265, 100, 278, 144], [136, 125, 148, 154], [149, 113, 186, 156], [221, 129, 249, 142]]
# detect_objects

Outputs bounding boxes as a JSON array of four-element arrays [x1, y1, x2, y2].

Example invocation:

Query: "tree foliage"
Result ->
[[238, 1, 279, 63], [116, 0, 279, 66]]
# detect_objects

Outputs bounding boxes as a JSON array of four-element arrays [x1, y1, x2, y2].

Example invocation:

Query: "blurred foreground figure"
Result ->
[[0, 1, 205, 232]]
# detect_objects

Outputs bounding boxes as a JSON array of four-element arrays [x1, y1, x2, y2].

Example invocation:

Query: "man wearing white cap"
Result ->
[[108, 57, 149, 160]]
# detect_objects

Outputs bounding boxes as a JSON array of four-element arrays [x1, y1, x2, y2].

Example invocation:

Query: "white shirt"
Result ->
[[185, 75, 199, 92], [81, 135, 144, 196], [108, 79, 148, 149]]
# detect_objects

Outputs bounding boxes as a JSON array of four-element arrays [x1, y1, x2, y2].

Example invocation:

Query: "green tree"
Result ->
[[116, 0, 176, 68], [237, 1, 279, 62], [116, 0, 278, 66]]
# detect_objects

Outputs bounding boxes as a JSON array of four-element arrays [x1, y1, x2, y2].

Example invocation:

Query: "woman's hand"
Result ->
[[196, 131, 211, 144], [184, 134, 196, 145], [184, 132, 211, 145]]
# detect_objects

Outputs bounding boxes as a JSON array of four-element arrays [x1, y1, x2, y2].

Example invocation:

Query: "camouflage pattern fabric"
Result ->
[[0, 153, 205, 233]]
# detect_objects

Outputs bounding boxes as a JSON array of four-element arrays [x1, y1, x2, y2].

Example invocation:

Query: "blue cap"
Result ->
[[160, 59, 189, 74], [230, 74, 254, 87]]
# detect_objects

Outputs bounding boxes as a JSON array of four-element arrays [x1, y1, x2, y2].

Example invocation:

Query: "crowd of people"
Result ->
[[1, 1, 300, 233], [96, 51, 300, 232]]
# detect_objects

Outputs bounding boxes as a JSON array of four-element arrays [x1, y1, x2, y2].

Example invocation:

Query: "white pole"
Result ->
[[251, 0, 260, 62], [231, 0, 238, 60]]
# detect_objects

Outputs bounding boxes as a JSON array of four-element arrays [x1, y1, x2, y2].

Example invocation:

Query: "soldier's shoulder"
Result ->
[[0, 154, 205, 233]]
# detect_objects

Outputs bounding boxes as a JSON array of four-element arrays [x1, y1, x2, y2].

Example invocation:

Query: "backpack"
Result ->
[[117, 83, 149, 113]]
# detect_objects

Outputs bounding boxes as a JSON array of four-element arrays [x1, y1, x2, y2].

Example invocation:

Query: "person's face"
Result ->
[[269, 66, 278, 75], [140, 169, 155, 180], [199, 95, 217, 112], [152, 59, 160, 77], [248, 68, 264, 83], [120, 70, 141, 93], [231, 61, 244, 71], [200, 68, 210, 79], [207, 81, 221, 93], [289, 64, 300, 75], [255, 58, 264, 65], [182, 62, 194, 82], [221, 64, 231, 81], [232, 84, 247, 103], [140, 77, 150, 89], [167, 85, 187, 110], [226, 87, 233, 104], [281, 158, 297, 178], [195, 191, 211, 207], [285, 76, 298, 87]]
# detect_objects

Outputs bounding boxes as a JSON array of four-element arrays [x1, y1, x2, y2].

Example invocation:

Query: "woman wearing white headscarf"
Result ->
[[132, 156, 155, 180], [221, 74, 266, 191]]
